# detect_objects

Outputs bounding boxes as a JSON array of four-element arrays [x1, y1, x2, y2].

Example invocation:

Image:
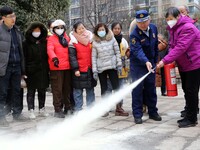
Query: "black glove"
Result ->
[[52, 57, 59, 68]]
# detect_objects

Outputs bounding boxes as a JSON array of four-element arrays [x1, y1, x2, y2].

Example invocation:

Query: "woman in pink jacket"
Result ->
[[47, 19, 72, 118], [157, 7, 200, 128]]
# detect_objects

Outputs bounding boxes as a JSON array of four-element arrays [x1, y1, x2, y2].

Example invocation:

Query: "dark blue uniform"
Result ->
[[130, 23, 159, 118]]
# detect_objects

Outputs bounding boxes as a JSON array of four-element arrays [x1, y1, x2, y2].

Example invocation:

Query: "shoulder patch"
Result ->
[[131, 38, 136, 44]]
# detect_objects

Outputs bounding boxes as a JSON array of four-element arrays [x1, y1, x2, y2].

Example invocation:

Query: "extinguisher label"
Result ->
[[170, 68, 176, 77], [171, 78, 177, 84]]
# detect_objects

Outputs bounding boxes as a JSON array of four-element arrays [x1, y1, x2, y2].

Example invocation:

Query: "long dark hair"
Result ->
[[93, 23, 109, 36]]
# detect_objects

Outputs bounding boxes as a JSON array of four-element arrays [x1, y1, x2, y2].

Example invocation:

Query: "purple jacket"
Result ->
[[163, 16, 200, 72]]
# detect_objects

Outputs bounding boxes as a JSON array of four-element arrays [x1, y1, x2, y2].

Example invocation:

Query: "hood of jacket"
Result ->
[[25, 21, 48, 43], [93, 30, 113, 43], [167, 15, 194, 31]]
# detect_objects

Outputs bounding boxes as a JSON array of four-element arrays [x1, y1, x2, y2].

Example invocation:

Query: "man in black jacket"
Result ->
[[0, 6, 27, 127]]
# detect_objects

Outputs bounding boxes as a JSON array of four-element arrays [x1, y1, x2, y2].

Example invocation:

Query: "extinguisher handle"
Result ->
[[149, 67, 156, 73]]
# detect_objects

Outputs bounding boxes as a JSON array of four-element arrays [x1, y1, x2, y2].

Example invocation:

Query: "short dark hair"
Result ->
[[0, 16, 2, 20], [165, 7, 180, 18], [93, 23, 109, 36], [47, 18, 56, 28], [0, 6, 14, 16], [73, 21, 85, 32], [111, 22, 122, 30]]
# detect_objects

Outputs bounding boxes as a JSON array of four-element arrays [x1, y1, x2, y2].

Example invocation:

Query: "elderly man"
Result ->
[[129, 10, 162, 124], [0, 6, 27, 127]]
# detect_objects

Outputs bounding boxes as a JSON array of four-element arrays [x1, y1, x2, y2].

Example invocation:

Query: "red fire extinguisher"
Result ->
[[164, 63, 178, 96]]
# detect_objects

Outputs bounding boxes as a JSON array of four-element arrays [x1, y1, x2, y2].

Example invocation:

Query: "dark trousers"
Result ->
[[131, 66, 158, 118], [50, 70, 71, 112], [27, 88, 46, 110], [160, 67, 166, 94], [0, 64, 22, 118], [180, 68, 200, 122], [6, 88, 23, 114], [98, 69, 119, 96]]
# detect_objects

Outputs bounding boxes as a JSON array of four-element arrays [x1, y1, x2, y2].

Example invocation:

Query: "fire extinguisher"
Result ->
[[164, 63, 178, 96]]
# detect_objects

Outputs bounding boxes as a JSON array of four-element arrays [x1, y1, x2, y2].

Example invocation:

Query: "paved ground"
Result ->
[[1, 82, 200, 150]]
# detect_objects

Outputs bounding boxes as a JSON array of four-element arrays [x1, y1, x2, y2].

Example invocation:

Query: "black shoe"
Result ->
[[54, 112, 65, 118], [177, 118, 198, 124], [177, 118, 185, 123], [149, 114, 162, 121], [13, 114, 29, 122], [134, 118, 143, 124], [180, 110, 187, 117], [63, 108, 68, 115], [0, 117, 9, 128], [64, 108, 74, 115], [178, 119, 197, 128], [161, 93, 167, 96]]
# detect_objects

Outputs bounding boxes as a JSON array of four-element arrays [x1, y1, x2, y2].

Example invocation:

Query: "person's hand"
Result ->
[[52, 57, 59, 68], [93, 72, 98, 81], [157, 60, 164, 68], [125, 48, 130, 58], [146, 62, 152, 72], [117, 67, 122, 75], [75, 70, 80, 77], [22, 75, 27, 79]]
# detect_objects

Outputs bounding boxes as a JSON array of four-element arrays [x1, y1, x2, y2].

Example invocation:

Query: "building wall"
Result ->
[[68, 0, 200, 37]]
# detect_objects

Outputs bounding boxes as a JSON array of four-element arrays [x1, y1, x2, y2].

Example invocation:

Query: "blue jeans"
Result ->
[[0, 64, 22, 118], [73, 88, 95, 111]]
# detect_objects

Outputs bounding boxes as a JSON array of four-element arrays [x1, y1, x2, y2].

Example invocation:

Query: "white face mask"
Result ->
[[167, 20, 177, 28], [32, 32, 41, 38], [55, 29, 64, 36], [97, 31, 106, 37]]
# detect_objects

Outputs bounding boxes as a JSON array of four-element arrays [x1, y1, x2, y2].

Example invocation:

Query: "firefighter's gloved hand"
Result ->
[[52, 57, 59, 68], [117, 67, 122, 75], [93, 72, 98, 81]]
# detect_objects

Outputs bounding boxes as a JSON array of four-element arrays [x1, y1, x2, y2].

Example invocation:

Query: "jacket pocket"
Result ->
[[185, 52, 192, 63]]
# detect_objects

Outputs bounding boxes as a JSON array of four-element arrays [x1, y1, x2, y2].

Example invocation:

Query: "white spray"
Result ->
[[0, 71, 152, 150]]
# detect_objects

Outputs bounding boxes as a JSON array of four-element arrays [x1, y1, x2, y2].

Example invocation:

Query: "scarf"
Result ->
[[73, 30, 91, 46], [114, 33, 122, 48], [58, 34, 68, 48]]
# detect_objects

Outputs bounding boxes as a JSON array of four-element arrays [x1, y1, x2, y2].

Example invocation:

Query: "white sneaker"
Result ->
[[39, 107, 49, 117], [29, 109, 36, 119]]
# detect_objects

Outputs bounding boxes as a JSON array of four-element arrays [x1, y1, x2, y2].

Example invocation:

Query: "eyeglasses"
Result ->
[[5, 14, 16, 19], [55, 27, 64, 29]]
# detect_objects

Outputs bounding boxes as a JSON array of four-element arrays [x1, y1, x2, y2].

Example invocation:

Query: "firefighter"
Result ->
[[130, 10, 162, 124]]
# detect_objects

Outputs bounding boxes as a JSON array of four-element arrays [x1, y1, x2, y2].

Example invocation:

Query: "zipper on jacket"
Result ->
[[11, 33, 17, 64]]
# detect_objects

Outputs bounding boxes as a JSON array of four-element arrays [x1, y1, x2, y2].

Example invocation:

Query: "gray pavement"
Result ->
[[1, 83, 200, 150]]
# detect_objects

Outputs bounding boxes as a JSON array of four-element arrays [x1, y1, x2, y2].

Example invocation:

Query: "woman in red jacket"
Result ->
[[69, 22, 96, 111], [47, 19, 72, 118]]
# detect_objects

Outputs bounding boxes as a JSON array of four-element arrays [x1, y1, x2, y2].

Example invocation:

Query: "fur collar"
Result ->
[[93, 30, 113, 43], [25, 21, 47, 43]]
